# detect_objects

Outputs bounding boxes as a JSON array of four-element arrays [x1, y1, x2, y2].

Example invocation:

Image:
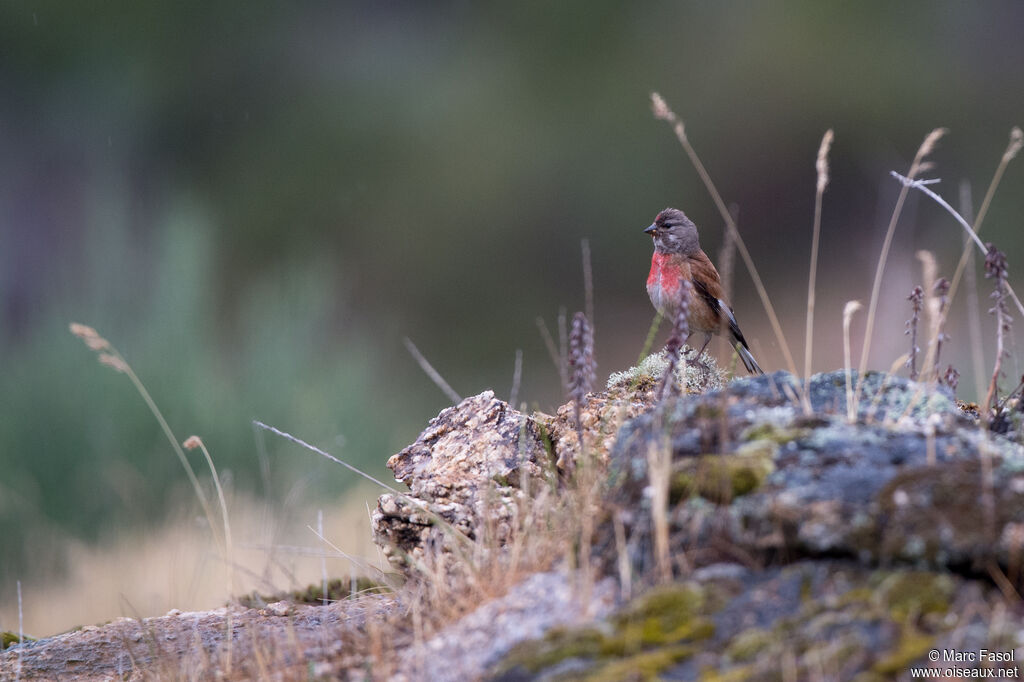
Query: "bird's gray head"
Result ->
[[644, 208, 700, 255]]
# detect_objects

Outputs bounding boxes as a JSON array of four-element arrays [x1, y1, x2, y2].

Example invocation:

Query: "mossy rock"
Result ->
[[494, 582, 715, 679], [724, 628, 774, 662], [741, 422, 807, 445], [870, 625, 935, 675], [872, 570, 953, 621], [670, 444, 776, 504], [237, 576, 390, 608], [1, 631, 33, 650]]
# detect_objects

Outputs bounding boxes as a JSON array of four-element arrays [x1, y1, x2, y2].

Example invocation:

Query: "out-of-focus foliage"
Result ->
[[2, 1, 1024, 587]]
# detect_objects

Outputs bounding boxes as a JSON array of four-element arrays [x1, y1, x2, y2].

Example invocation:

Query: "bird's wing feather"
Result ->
[[688, 252, 751, 350]]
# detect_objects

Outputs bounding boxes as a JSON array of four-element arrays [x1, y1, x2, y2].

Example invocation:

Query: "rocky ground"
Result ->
[[4, 353, 1024, 680]]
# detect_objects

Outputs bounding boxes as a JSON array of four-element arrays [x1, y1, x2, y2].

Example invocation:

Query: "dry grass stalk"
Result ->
[[843, 301, 863, 422], [184, 435, 235, 600], [581, 238, 594, 333], [959, 181, 988, 399], [859, 128, 946, 376], [69, 323, 221, 558], [646, 433, 673, 584], [651, 91, 798, 376], [805, 129, 833, 381], [509, 348, 523, 408], [931, 277, 951, 377]]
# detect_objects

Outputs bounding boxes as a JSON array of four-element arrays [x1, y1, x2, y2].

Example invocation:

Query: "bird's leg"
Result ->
[[682, 333, 711, 361], [696, 333, 713, 357], [684, 333, 714, 369]]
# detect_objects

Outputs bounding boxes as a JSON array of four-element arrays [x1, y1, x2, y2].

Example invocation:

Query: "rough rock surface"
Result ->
[[606, 370, 1024, 579], [490, 560, 1024, 681], [371, 391, 550, 571], [371, 369, 1024, 680], [393, 571, 617, 682], [0, 597, 390, 681], [371, 387, 655, 572], [9, 364, 1024, 680]]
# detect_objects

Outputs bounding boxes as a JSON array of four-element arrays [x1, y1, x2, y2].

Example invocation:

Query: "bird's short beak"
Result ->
[[643, 223, 657, 235]]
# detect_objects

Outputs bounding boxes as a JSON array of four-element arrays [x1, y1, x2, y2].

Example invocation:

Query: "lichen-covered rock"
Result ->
[[372, 391, 551, 570], [606, 370, 1024, 581], [490, 560, 1024, 681], [373, 384, 658, 573], [392, 571, 617, 682]]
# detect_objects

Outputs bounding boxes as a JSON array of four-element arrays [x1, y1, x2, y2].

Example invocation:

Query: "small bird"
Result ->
[[644, 207, 763, 374]]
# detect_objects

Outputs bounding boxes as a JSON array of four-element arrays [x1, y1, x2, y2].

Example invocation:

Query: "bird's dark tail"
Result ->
[[733, 341, 763, 375]]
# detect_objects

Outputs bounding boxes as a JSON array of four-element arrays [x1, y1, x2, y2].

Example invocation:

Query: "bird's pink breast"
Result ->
[[647, 253, 682, 313]]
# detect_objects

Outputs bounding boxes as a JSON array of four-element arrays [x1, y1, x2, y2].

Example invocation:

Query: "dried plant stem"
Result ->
[[805, 130, 833, 380], [651, 92, 798, 375], [905, 285, 923, 380], [403, 337, 461, 404], [843, 301, 863, 423], [859, 128, 946, 375], [535, 317, 563, 379], [581, 239, 594, 332], [983, 247, 1011, 417]]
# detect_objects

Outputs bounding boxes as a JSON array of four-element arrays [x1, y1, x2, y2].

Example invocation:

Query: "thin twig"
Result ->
[[805, 130, 833, 381], [403, 337, 461, 404], [651, 91, 798, 375]]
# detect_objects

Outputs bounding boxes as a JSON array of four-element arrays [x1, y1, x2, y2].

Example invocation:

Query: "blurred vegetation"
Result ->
[[3, 1, 1024, 595]]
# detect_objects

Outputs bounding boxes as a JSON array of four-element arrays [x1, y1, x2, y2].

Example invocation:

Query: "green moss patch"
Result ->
[[670, 445, 776, 504]]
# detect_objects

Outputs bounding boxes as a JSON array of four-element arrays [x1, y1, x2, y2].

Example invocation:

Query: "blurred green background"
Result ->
[[3, 1, 1024, 610]]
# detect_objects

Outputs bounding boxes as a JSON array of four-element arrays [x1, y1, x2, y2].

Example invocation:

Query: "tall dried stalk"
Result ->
[[651, 91, 797, 375], [843, 301, 863, 423], [805, 130, 833, 380], [859, 128, 946, 374]]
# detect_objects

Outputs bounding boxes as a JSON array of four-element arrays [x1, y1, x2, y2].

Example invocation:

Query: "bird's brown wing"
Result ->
[[688, 250, 749, 350]]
